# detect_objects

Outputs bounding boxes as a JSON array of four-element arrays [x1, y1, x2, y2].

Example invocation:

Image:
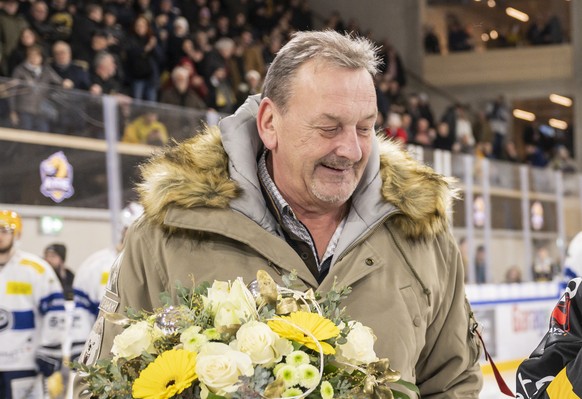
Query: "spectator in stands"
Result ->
[[0, 0, 29, 76], [89, 51, 122, 95], [44, 243, 75, 300], [384, 112, 408, 148], [540, 13, 564, 44], [549, 145, 577, 174], [475, 245, 487, 284], [238, 28, 266, 78], [27, 0, 60, 45], [446, 13, 473, 52], [51, 41, 90, 90], [102, 7, 125, 54], [532, 245, 559, 282], [262, 32, 283, 67], [386, 79, 407, 114], [10, 45, 67, 132], [236, 69, 262, 108], [206, 65, 237, 113], [453, 104, 475, 154], [423, 24, 440, 54], [160, 65, 207, 110], [122, 110, 169, 145], [133, 0, 154, 22], [204, 37, 242, 96], [413, 117, 434, 148], [154, 0, 180, 34], [433, 121, 454, 151], [165, 16, 194, 71], [47, 0, 74, 42], [125, 15, 164, 102], [504, 265, 522, 284], [486, 95, 510, 159], [50, 40, 90, 134], [70, 3, 104, 63], [7, 27, 43, 75]]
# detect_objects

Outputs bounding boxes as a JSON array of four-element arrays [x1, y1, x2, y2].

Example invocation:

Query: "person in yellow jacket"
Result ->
[[121, 110, 168, 145]]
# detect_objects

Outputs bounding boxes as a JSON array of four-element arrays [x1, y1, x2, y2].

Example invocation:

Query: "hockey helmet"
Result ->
[[0, 210, 22, 236]]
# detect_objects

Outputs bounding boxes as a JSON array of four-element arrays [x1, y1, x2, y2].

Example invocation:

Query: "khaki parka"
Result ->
[[75, 96, 482, 398]]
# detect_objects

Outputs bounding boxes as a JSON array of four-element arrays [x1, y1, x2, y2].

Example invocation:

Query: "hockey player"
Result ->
[[70, 202, 144, 360], [516, 277, 582, 398], [0, 210, 65, 398]]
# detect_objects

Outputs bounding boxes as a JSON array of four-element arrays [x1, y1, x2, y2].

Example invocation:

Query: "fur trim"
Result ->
[[137, 126, 240, 226], [377, 137, 460, 240], [137, 128, 458, 240]]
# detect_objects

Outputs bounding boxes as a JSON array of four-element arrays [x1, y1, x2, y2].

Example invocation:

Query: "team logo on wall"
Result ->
[[39, 151, 75, 203], [0, 309, 12, 332]]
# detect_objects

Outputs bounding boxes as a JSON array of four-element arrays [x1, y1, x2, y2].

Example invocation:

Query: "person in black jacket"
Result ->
[[516, 277, 582, 398]]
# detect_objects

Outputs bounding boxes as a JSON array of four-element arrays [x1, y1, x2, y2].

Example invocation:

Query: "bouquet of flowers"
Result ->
[[76, 270, 418, 399]]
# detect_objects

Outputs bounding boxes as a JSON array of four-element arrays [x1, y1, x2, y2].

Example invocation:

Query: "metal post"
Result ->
[[464, 154, 475, 283], [520, 166, 533, 282], [103, 95, 122, 247]]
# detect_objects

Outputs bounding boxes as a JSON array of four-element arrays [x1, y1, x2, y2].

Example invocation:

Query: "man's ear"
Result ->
[[257, 97, 278, 150]]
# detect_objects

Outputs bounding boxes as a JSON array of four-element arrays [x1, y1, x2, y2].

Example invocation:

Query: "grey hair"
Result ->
[[262, 30, 381, 112]]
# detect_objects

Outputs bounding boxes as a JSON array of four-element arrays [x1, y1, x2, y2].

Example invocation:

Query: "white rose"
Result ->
[[111, 321, 156, 359], [206, 278, 257, 328], [335, 321, 378, 365], [231, 321, 293, 366], [196, 342, 254, 396]]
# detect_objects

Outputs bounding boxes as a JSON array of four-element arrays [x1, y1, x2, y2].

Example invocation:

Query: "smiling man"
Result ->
[[75, 30, 482, 398]]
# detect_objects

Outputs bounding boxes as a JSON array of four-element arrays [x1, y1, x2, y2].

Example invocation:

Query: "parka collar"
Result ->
[[137, 96, 458, 242]]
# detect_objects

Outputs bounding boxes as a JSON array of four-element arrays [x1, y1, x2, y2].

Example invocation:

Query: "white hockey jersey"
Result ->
[[71, 247, 118, 357], [0, 249, 65, 371]]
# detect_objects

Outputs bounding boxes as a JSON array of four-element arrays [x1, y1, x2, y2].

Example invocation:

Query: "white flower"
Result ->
[[180, 326, 208, 352], [335, 321, 378, 365], [297, 364, 320, 389], [206, 278, 257, 328], [320, 380, 334, 399], [111, 321, 156, 359], [196, 342, 254, 396], [276, 364, 299, 388], [286, 350, 310, 367], [231, 321, 293, 366]]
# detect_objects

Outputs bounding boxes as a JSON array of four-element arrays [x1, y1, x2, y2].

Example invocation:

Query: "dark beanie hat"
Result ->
[[45, 243, 67, 262]]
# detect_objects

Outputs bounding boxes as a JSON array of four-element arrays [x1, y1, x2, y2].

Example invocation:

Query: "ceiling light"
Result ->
[[488, 0, 496, 7], [549, 94, 572, 107], [481, 33, 490, 41], [549, 119, 568, 130], [506, 7, 529, 22], [490, 30, 499, 39], [513, 109, 536, 121]]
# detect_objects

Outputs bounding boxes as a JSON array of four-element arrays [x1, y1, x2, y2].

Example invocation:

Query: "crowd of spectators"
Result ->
[[423, 10, 567, 55], [0, 0, 575, 172]]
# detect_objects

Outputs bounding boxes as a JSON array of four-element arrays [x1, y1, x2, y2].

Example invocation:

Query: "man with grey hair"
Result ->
[[74, 30, 482, 398]]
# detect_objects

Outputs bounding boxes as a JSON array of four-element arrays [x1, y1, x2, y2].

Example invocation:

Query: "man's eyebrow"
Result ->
[[315, 113, 377, 123]]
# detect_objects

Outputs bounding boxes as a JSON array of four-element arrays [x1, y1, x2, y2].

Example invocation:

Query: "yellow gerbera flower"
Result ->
[[268, 311, 340, 354], [133, 349, 198, 399]]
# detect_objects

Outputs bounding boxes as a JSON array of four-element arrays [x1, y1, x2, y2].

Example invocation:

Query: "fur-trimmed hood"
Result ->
[[138, 98, 459, 241]]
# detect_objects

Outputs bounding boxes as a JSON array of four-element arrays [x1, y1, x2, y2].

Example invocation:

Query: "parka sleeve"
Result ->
[[415, 232, 483, 398], [72, 221, 168, 398], [516, 277, 582, 399]]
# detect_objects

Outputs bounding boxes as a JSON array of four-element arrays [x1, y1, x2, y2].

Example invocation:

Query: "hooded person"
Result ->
[[74, 30, 482, 398]]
